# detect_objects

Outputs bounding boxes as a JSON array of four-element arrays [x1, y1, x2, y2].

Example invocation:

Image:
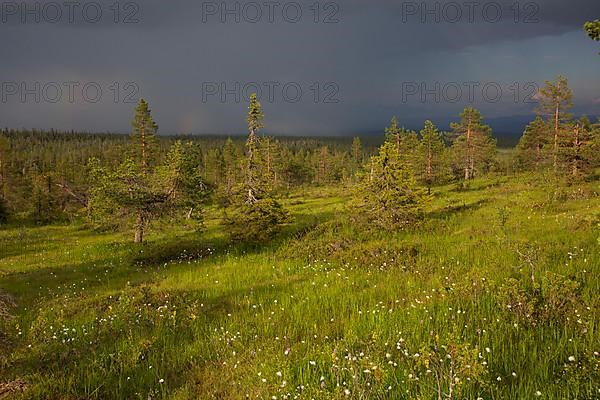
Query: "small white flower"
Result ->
[[276, 371, 282, 377], [568, 356, 576, 362], [535, 390, 542, 396], [159, 378, 164, 383]]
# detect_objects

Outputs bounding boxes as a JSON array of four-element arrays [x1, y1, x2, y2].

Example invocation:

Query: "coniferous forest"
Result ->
[[1, 10, 600, 400]]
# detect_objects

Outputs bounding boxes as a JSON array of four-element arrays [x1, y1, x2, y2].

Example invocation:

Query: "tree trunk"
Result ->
[[465, 123, 472, 180], [572, 124, 580, 177], [0, 159, 4, 201], [470, 153, 475, 179], [427, 140, 432, 193], [141, 125, 147, 175], [246, 129, 257, 203], [553, 99, 559, 170], [134, 214, 144, 243]]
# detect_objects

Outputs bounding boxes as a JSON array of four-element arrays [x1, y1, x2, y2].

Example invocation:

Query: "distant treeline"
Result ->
[[0, 128, 376, 224]]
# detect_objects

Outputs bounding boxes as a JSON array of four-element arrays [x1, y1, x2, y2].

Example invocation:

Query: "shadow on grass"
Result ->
[[3, 205, 342, 398], [427, 198, 489, 220], [130, 207, 339, 269], [2, 205, 335, 308], [449, 179, 507, 193]]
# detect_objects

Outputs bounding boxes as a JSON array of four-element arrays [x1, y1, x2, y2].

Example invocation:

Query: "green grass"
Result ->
[[1, 174, 599, 399]]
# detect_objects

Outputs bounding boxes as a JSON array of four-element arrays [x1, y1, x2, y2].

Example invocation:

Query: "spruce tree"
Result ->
[[354, 140, 427, 230], [153, 141, 208, 221], [224, 94, 290, 243], [246, 93, 264, 204]]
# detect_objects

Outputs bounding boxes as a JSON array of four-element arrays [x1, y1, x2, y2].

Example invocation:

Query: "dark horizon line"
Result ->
[[6, 112, 597, 139]]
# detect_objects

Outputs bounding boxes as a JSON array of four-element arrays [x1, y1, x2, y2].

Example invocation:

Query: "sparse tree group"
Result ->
[[516, 76, 600, 181], [0, 74, 597, 240]]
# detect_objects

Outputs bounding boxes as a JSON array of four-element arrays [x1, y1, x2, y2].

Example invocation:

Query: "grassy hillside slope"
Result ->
[[1, 174, 599, 399]]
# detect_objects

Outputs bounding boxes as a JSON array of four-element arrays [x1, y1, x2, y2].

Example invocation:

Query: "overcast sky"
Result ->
[[1, 0, 599, 136]]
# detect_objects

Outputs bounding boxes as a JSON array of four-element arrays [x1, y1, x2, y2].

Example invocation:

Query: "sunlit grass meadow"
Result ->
[[1, 173, 599, 399]]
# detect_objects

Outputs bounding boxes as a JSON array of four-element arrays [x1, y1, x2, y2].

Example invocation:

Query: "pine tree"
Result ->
[[131, 99, 158, 174], [351, 137, 363, 166], [29, 172, 63, 223], [516, 116, 550, 169], [89, 102, 207, 243], [384, 117, 418, 165], [131, 99, 158, 241], [418, 120, 447, 194], [450, 107, 496, 180], [354, 140, 427, 230], [559, 116, 598, 180], [587, 119, 600, 167], [536, 76, 573, 170], [585, 20, 600, 48], [385, 117, 402, 152]]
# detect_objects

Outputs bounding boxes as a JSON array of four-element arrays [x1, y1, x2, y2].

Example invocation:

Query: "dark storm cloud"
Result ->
[[0, 0, 598, 135]]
